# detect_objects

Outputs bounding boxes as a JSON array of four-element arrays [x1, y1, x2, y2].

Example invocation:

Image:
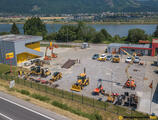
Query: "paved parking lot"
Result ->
[[39, 45, 158, 114]]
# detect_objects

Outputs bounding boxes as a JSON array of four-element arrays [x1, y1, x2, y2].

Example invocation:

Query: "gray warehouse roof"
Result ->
[[108, 43, 150, 48], [0, 34, 42, 43]]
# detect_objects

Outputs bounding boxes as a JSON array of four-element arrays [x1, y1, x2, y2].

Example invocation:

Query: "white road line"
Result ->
[[0, 113, 13, 120], [0, 97, 54, 120]]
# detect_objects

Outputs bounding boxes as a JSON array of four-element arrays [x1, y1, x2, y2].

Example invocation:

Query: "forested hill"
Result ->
[[0, 0, 158, 15]]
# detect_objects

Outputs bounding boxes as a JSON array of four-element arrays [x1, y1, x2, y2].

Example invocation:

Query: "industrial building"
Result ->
[[107, 39, 158, 56], [0, 34, 43, 66]]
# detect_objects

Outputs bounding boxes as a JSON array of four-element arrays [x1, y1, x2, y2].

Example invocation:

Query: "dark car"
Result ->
[[92, 54, 99, 60], [106, 55, 113, 61]]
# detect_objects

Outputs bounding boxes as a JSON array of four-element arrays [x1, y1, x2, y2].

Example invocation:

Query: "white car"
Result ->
[[24, 62, 31, 66], [97, 54, 106, 61], [133, 56, 140, 63], [100, 54, 106, 58], [125, 57, 132, 63]]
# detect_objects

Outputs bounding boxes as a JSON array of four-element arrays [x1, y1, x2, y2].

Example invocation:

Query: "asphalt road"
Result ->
[[0, 92, 69, 120]]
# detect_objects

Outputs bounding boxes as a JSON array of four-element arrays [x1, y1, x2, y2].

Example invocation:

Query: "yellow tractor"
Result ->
[[30, 66, 41, 76], [50, 72, 62, 82], [112, 55, 120, 63], [71, 72, 89, 92], [41, 68, 51, 78]]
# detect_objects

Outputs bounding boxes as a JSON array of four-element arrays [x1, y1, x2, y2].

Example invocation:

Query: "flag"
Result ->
[[149, 81, 153, 89]]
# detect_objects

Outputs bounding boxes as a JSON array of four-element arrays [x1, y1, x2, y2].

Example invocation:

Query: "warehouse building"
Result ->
[[107, 39, 158, 56], [0, 34, 43, 66]]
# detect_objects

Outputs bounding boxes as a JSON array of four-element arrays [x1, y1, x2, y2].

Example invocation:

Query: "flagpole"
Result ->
[[149, 80, 153, 114]]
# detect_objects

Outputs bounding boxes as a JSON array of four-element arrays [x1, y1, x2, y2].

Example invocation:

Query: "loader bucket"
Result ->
[[71, 84, 82, 92]]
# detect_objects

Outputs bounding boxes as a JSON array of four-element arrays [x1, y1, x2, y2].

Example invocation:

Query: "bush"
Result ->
[[31, 93, 50, 102], [20, 89, 30, 95], [93, 113, 102, 120]]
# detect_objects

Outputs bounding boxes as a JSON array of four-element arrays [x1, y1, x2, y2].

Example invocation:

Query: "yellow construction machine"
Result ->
[[112, 55, 120, 63], [41, 68, 51, 77], [71, 70, 89, 92], [30, 66, 41, 76], [30, 66, 51, 77], [50, 72, 62, 82]]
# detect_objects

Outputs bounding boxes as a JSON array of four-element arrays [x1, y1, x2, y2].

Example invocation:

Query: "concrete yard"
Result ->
[[39, 45, 158, 115]]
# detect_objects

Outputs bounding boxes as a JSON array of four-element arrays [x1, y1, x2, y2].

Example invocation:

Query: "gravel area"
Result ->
[[38, 45, 158, 114]]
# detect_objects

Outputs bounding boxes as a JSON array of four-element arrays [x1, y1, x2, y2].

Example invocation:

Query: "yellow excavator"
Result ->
[[71, 68, 89, 92]]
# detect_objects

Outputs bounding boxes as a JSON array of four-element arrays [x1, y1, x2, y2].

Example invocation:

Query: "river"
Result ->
[[0, 23, 157, 37]]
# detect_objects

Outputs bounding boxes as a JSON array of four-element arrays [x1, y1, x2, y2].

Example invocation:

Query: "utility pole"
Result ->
[[67, 27, 68, 43]]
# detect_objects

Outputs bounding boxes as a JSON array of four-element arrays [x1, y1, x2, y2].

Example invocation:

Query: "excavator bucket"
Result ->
[[71, 84, 82, 92]]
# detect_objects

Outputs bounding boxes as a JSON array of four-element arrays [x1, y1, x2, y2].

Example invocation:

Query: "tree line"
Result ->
[[1, 17, 158, 44]]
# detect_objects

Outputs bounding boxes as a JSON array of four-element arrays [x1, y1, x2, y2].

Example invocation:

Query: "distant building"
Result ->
[[0, 34, 43, 66], [107, 39, 158, 56]]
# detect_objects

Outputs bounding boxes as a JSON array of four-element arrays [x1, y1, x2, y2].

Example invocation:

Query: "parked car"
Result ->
[[133, 56, 140, 63], [106, 55, 113, 61], [97, 54, 106, 61], [24, 62, 31, 66], [92, 54, 99, 60], [125, 57, 132, 63]]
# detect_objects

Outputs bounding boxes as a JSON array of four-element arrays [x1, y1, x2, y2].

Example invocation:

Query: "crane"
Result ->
[[120, 48, 136, 90], [44, 42, 58, 60]]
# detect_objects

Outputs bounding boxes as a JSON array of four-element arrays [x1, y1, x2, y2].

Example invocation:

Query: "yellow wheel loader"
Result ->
[[71, 72, 89, 92], [50, 72, 62, 82]]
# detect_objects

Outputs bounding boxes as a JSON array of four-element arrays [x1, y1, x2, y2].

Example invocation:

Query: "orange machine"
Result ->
[[44, 42, 58, 60], [93, 79, 105, 95], [123, 77, 136, 90]]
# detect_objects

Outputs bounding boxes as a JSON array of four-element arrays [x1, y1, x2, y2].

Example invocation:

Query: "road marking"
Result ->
[[0, 97, 54, 120], [0, 113, 13, 120]]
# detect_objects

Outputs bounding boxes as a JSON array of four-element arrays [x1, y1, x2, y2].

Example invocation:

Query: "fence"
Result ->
[[0, 73, 147, 118]]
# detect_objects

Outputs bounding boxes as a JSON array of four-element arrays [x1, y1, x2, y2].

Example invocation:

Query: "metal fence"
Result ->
[[0, 73, 147, 118]]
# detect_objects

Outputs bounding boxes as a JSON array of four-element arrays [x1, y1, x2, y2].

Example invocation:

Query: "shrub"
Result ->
[[20, 90, 30, 95], [31, 93, 50, 102]]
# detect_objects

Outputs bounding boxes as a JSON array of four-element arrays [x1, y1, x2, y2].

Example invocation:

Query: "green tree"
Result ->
[[92, 32, 105, 43], [127, 28, 148, 43], [76, 21, 86, 40], [10, 22, 20, 34], [23, 17, 47, 36], [56, 25, 77, 42], [100, 29, 112, 40], [153, 25, 158, 37]]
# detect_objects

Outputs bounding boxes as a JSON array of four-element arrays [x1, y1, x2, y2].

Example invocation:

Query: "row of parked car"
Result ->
[[92, 54, 113, 61], [92, 53, 141, 63], [125, 56, 140, 63]]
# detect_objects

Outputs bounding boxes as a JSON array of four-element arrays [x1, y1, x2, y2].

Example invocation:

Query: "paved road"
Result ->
[[0, 92, 69, 120]]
